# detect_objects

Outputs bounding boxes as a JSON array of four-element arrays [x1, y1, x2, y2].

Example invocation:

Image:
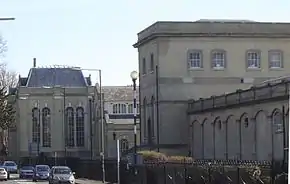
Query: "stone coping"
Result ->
[[187, 80, 289, 114]]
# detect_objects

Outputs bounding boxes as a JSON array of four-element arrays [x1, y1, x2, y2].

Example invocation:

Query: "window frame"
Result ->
[[246, 50, 261, 69], [211, 49, 226, 69], [268, 50, 283, 69], [75, 107, 85, 147], [42, 107, 51, 147], [187, 50, 203, 69]]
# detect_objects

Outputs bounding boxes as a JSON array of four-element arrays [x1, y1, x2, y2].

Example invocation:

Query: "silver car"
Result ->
[[48, 166, 75, 184], [3, 161, 17, 174]]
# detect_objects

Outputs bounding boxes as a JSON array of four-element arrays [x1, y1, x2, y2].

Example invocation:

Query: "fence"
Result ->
[[124, 160, 288, 184], [17, 157, 288, 184]]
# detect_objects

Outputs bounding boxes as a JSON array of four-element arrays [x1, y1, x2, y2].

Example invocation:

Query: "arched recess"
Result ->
[[192, 120, 203, 159], [203, 118, 214, 159], [226, 115, 239, 160], [213, 117, 225, 159], [285, 107, 289, 162], [240, 113, 255, 160], [255, 110, 272, 161], [272, 108, 284, 161], [143, 97, 147, 139]]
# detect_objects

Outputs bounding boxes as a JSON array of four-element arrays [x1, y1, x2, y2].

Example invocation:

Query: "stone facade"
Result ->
[[187, 79, 289, 161], [102, 86, 140, 158], [133, 20, 290, 154], [8, 65, 100, 159]]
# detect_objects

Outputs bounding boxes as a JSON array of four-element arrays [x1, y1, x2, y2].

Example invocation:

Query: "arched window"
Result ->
[[120, 139, 129, 153], [273, 110, 283, 133], [32, 108, 40, 144], [76, 107, 85, 147], [137, 104, 140, 114], [42, 107, 51, 147], [65, 107, 74, 147], [128, 104, 133, 114]]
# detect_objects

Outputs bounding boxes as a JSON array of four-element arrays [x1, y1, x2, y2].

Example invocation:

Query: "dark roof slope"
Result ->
[[26, 67, 88, 87]]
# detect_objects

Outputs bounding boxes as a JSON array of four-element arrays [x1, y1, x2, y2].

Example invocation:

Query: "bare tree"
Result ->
[[0, 63, 17, 88], [0, 35, 7, 57], [0, 35, 17, 88]]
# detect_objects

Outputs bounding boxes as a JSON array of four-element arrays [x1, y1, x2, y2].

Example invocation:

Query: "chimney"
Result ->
[[33, 58, 36, 67]]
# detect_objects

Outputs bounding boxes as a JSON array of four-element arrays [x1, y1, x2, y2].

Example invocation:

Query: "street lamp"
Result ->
[[72, 68, 105, 183], [130, 71, 138, 167]]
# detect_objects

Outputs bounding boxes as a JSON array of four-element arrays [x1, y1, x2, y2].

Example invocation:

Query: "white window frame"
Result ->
[[212, 50, 226, 69], [188, 50, 202, 69], [246, 50, 261, 69], [269, 50, 283, 69]]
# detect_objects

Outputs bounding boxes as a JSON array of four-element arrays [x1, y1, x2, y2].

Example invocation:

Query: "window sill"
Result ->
[[212, 67, 225, 71], [188, 67, 203, 71], [246, 67, 261, 71], [269, 67, 283, 71]]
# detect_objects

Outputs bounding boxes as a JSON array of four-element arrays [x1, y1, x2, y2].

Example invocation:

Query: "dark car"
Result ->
[[33, 165, 50, 181], [19, 166, 34, 179]]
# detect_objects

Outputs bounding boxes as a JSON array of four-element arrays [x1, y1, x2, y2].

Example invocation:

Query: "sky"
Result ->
[[0, 0, 290, 86]]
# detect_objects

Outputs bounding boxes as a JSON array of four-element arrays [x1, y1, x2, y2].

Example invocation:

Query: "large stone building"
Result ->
[[133, 20, 290, 154], [8, 62, 100, 159], [188, 78, 289, 161], [102, 86, 140, 158]]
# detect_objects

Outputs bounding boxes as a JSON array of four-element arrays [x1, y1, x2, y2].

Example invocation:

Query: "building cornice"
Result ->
[[133, 33, 290, 48], [133, 21, 290, 48]]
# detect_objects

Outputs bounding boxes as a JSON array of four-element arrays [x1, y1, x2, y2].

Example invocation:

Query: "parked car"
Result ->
[[2, 161, 18, 174], [33, 165, 50, 181], [48, 166, 75, 184], [19, 166, 34, 179], [0, 167, 8, 181]]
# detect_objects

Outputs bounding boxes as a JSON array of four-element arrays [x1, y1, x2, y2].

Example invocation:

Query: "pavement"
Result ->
[[1, 174, 108, 184]]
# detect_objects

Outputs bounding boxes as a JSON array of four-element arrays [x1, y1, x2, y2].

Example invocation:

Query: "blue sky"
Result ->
[[0, 0, 289, 85]]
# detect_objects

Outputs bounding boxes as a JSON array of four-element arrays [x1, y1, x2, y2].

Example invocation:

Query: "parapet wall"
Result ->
[[187, 80, 289, 114]]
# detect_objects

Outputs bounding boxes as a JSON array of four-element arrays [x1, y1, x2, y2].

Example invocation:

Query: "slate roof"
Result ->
[[24, 67, 89, 87], [134, 21, 290, 47], [102, 86, 139, 101]]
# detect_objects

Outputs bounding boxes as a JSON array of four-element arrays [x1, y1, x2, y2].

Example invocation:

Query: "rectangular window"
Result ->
[[212, 50, 226, 68], [150, 54, 154, 72], [188, 51, 202, 68], [269, 50, 283, 68], [142, 58, 146, 75], [246, 50, 261, 68]]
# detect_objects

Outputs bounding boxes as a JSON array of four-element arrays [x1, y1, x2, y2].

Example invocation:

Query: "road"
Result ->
[[5, 174, 47, 184], [5, 174, 105, 184]]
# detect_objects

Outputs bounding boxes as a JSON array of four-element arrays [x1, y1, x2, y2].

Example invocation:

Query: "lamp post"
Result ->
[[0, 18, 15, 21], [130, 71, 138, 167], [72, 68, 104, 182]]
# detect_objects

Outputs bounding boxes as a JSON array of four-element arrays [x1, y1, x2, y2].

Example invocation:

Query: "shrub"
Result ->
[[138, 151, 167, 162], [167, 156, 194, 163]]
